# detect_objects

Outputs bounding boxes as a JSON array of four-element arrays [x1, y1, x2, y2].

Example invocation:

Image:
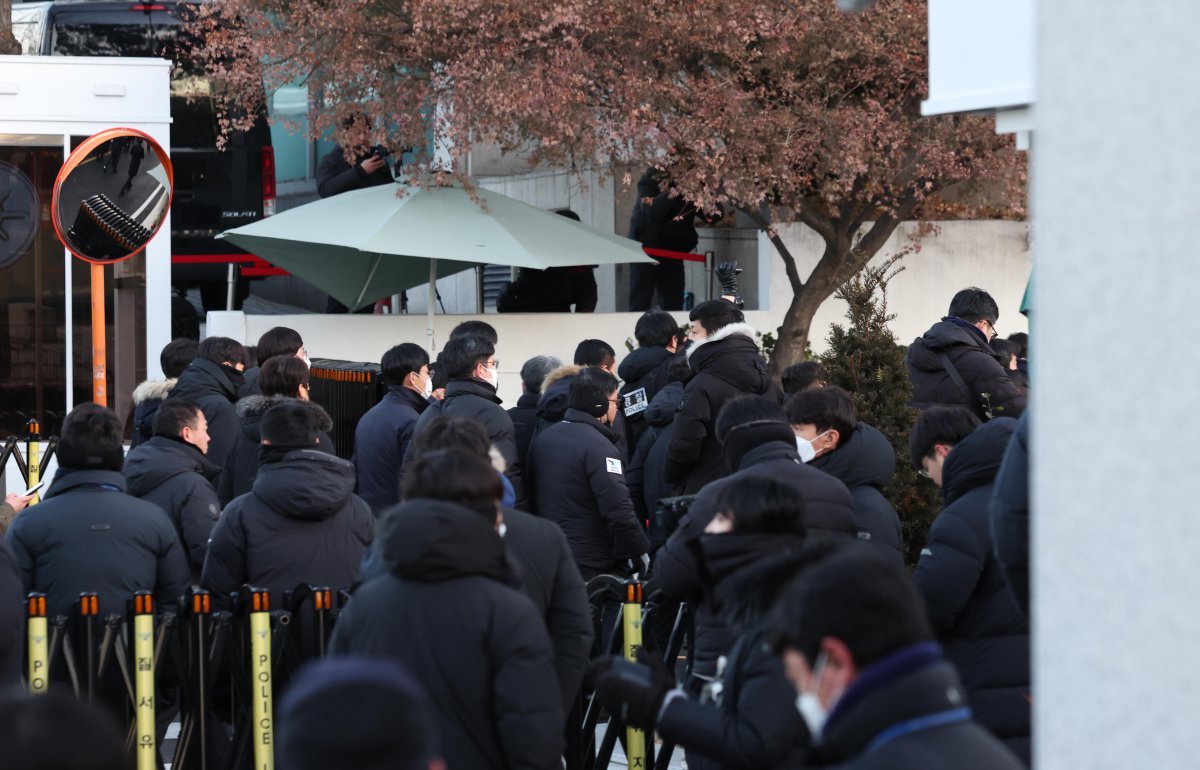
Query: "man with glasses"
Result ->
[[905, 287, 1026, 420]]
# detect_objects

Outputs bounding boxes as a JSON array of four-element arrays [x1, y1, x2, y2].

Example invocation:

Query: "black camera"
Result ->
[[372, 144, 391, 159]]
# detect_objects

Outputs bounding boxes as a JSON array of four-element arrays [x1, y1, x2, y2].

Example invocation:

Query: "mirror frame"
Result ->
[[51, 127, 175, 265]]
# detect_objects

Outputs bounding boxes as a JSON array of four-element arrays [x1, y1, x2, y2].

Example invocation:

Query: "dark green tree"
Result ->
[[820, 258, 941, 565]]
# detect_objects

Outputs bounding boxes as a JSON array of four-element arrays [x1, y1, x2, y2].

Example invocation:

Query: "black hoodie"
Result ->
[[168, 358, 243, 472], [810, 423, 904, 564], [617, 346, 676, 448], [912, 417, 1029, 763], [202, 449, 373, 607], [906, 318, 1026, 420], [666, 323, 780, 494], [330, 500, 564, 770], [123, 435, 222, 575]]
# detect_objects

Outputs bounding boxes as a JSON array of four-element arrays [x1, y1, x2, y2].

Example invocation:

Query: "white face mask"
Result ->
[[422, 373, 433, 399], [795, 430, 831, 464], [300, 353, 311, 368], [795, 652, 831, 740], [483, 365, 499, 390]]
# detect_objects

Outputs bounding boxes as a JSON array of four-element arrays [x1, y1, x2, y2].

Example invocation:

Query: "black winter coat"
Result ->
[[657, 533, 812, 770], [618, 346, 676, 450], [330, 500, 564, 770], [507, 392, 540, 469], [218, 396, 335, 506], [906, 318, 1026, 420], [315, 146, 393, 198], [409, 377, 523, 501], [536, 366, 628, 461], [123, 436, 222, 576], [990, 411, 1030, 616], [628, 382, 684, 528], [666, 324, 779, 494], [654, 429, 857, 678], [169, 358, 243, 472], [6, 469, 191, 618], [529, 409, 650, 577], [0, 537, 22, 687], [354, 385, 430, 512], [237, 366, 261, 398], [628, 170, 700, 253], [202, 449, 373, 608], [912, 417, 1030, 764], [810, 423, 904, 565], [807, 644, 1025, 770], [130, 377, 177, 448]]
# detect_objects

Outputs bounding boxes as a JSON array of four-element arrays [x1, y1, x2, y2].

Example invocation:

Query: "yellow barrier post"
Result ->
[[25, 419, 39, 505], [623, 580, 647, 770], [132, 591, 156, 770], [26, 593, 48, 693], [250, 589, 274, 770]]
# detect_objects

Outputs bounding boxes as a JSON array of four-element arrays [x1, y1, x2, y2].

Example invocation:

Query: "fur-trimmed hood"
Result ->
[[131, 378, 177, 405], [235, 395, 333, 440], [541, 364, 581, 391], [685, 322, 759, 362]]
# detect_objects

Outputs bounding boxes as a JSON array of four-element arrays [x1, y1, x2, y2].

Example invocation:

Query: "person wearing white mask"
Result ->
[[353, 343, 432, 512], [770, 547, 1024, 770], [788, 386, 904, 565]]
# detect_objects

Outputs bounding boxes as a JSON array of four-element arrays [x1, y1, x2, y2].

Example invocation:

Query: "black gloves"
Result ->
[[715, 261, 745, 309], [589, 650, 674, 730]]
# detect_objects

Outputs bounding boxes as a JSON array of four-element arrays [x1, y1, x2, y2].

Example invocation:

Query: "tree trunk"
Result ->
[[0, 0, 20, 56], [771, 242, 845, 373]]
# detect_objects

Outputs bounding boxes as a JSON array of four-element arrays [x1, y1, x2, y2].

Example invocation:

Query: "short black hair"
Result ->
[[57, 403, 124, 471], [196, 336, 249, 367], [439, 335, 495, 379], [689, 299, 744, 335], [401, 449, 503, 519], [1007, 332, 1028, 360], [769, 548, 934, 669], [989, 338, 1018, 367], [160, 338, 199, 379], [948, 287, 999, 326], [908, 405, 981, 468], [259, 355, 310, 398], [664, 354, 691, 384], [0, 691, 126, 770], [152, 398, 202, 438], [519, 355, 562, 395], [781, 361, 828, 395], [261, 402, 320, 447], [712, 476, 806, 536], [569, 367, 620, 418], [382, 343, 430, 386], [574, 339, 616, 367], [786, 386, 857, 448], [256, 326, 304, 364], [449, 320, 498, 345], [411, 416, 492, 463], [715, 394, 788, 442], [635, 311, 678, 348]]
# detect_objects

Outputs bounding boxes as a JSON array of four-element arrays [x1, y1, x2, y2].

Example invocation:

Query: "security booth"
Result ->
[[0, 54, 171, 443]]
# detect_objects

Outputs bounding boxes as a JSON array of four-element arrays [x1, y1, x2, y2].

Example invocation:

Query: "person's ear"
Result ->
[[261, 439, 272, 446], [820, 636, 857, 691], [825, 429, 840, 449], [934, 443, 952, 459]]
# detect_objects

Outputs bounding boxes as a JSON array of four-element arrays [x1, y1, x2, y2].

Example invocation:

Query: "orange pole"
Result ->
[[91, 263, 107, 407]]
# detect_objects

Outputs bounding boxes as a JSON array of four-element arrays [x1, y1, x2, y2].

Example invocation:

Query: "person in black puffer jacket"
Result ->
[[627, 168, 713, 311], [619, 310, 682, 450], [202, 402, 373, 613], [628, 377, 686, 532], [535, 341, 629, 461], [168, 336, 249, 478], [407, 335, 523, 501], [123, 399, 222, 578], [219, 356, 335, 506], [909, 407, 1030, 764], [130, 337, 197, 447], [787, 387, 904, 565], [990, 411, 1030, 617], [529, 368, 650, 580], [593, 478, 838, 770], [666, 301, 780, 495], [508, 355, 561, 469], [238, 326, 307, 398], [0, 537, 23, 686], [906, 288, 1026, 420], [654, 396, 857, 682], [330, 498, 564, 770]]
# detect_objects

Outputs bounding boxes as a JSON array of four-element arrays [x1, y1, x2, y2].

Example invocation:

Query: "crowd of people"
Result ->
[[0, 286, 1034, 770]]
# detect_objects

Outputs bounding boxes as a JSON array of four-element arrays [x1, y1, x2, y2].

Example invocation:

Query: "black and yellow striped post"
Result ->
[[132, 591, 156, 770], [623, 580, 647, 770], [26, 593, 48, 693], [249, 588, 275, 770], [25, 419, 40, 505]]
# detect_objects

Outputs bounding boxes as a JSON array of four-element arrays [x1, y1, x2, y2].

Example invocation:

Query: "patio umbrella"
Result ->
[[218, 180, 657, 344]]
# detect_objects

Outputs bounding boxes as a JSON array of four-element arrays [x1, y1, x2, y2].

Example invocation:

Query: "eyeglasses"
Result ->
[[484, 359, 499, 369], [983, 320, 998, 341]]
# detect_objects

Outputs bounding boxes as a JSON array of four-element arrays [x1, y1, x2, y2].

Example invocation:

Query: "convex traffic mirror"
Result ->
[[51, 128, 174, 264]]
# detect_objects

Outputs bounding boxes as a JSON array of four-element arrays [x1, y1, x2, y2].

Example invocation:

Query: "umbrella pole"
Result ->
[[355, 254, 383, 310], [427, 259, 437, 352]]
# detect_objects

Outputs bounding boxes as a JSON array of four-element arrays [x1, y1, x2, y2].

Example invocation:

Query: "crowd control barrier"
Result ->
[[1, 422, 59, 499]]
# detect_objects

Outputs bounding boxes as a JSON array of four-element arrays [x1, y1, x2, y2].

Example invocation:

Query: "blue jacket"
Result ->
[[354, 385, 430, 512]]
